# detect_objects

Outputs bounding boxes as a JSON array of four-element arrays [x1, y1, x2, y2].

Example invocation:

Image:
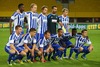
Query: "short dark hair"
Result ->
[[72, 28, 77, 31], [15, 25, 22, 30], [44, 30, 50, 35], [52, 6, 57, 9], [29, 28, 36, 32], [41, 5, 48, 10], [81, 29, 87, 33], [58, 28, 62, 32], [18, 3, 24, 9]]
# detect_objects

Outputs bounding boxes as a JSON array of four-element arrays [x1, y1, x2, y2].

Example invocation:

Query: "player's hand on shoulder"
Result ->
[[16, 9, 20, 13]]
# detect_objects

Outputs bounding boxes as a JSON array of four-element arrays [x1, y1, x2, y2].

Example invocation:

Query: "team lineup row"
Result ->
[[10, 3, 69, 36], [5, 25, 93, 66]]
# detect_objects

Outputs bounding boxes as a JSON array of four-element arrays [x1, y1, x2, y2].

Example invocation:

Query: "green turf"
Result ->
[[0, 28, 100, 67]]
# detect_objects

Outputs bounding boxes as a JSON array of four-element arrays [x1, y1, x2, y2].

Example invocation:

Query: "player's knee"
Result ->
[[50, 48, 54, 52], [38, 51, 42, 56], [59, 47, 64, 51], [24, 49, 28, 53], [20, 51, 27, 56], [88, 46, 93, 52], [79, 47, 83, 52], [40, 48, 43, 53], [46, 49, 49, 53], [9, 49, 16, 54]]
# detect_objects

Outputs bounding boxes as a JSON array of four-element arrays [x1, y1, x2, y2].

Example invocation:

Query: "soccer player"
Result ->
[[25, 3, 38, 32], [38, 31, 54, 62], [37, 5, 48, 40], [47, 6, 63, 35], [17, 28, 42, 62], [71, 28, 81, 37], [56, 28, 74, 59], [69, 29, 93, 60], [59, 8, 69, 32], [5, 25, 27, 66], [10, 3, 25, 34], [51, 29, 65, 60]]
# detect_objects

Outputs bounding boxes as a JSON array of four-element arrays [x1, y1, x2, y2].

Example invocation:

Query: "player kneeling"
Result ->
[[51, 29, 65, 60], [20, 28, 42, 63], [38, 31, 54, 62], [5, 25, 27, 66], [58, 28, 74, 59], [69, 29, 93, 60]]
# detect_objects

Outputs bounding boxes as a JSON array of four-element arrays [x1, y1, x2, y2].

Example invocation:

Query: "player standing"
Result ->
[[47, 6, 63, 35], [10, 3, 25, 34], [59, 8, 69, 32], [37, 5, 48, 40], [25, 3, 38, 32]]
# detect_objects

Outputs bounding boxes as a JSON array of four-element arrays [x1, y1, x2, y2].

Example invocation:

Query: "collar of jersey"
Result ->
[[41, 13, 46, 17], [29, 33, 32, 39], [30, 11, 37, 14], [15, 32, 20, 37], [57, 34, 62, 38], [62, 15, 68, 18]]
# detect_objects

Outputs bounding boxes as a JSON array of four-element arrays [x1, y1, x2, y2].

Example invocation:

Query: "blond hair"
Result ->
[[62, 8, 69, 12], [30, 3, 37, 8]]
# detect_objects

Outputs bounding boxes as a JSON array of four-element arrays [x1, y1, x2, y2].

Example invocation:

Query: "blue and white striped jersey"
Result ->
[[61, 32, 73, 41], [58, 15, 69, 32], [63, 32, 71, 37], [11, 12, 25, 31], [37, 37, 50, 48], [25, 11, 38, 31], [75, 35, 92, 48], [51, 34, 61, 44], [37, 13, 47, 34], [17, 33, 37, 47], [6, 32, 23, 47]]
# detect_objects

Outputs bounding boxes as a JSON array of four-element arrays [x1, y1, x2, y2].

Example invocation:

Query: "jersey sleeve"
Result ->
[[11, 12, 18, 21], [67, 17, 69, 24], [47, 40, 52, 46], [86, 39, 92, 45], [36, 13, 39, 22], [37, 15, 42, 33], [57, 15, 60, 23], [74, 34, 81, 39], [24, 12, 30, 17], [24, 40, 28, 44], [58, 16, 62, 22], [23, 35, 28, 44], [39, 39, 44, 48], [33, 38, 37, 44], [47, 14, 51, 19], [9, 34, 15, 44]]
